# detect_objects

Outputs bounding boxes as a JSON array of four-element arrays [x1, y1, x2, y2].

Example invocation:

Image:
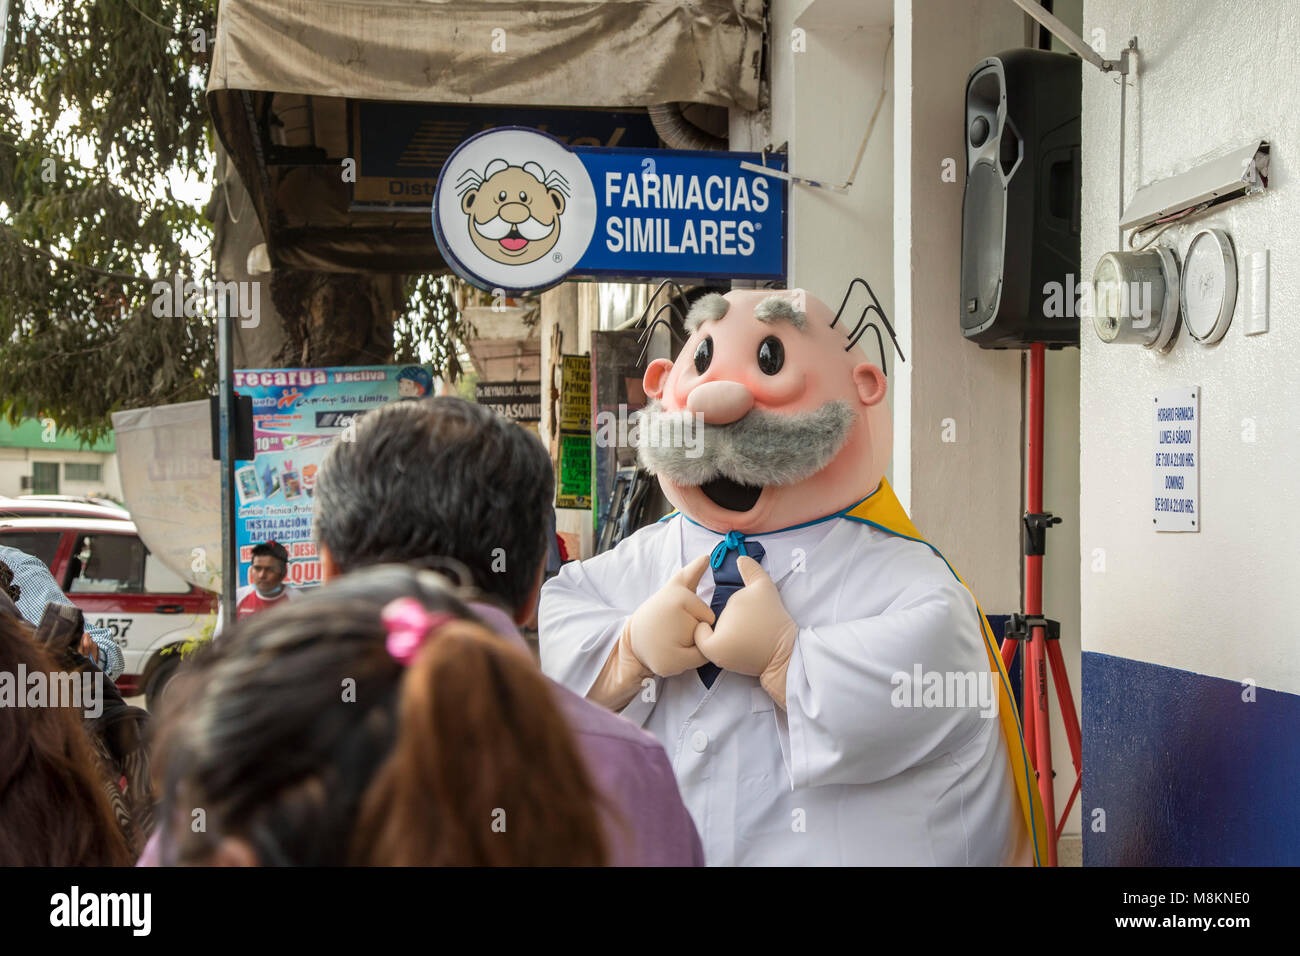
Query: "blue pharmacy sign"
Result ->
[[432, 126, 786, 295]]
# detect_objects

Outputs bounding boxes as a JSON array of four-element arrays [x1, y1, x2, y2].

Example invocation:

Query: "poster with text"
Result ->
[[232, 364, 433, 590]]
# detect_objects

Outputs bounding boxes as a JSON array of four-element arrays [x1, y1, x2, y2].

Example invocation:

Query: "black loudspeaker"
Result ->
[[960, 48, 1081, 348]]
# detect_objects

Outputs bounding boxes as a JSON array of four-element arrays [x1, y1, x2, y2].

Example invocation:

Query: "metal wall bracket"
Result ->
[[1009, 0, 1128, 74]]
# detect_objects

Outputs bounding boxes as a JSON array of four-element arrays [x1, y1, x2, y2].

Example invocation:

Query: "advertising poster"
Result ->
[[555, 354, 592, 509], [232, 364, 433, 590]]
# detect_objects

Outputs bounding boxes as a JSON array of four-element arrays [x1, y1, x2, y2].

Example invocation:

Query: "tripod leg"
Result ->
[[1000, 634, 1018, 672], [1028, 626, 1058, 865], [1057, 776, 1082, 842], [1022, 637, 1036, 771], [1045, 638, 1082, 774]]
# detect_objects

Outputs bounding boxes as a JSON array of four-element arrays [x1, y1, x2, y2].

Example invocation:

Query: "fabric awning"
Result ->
[[209, 0, 763, 111], [207, 0, 764, 273]]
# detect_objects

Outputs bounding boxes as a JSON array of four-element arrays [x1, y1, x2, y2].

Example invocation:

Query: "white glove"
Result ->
[[586, 553, 715, 709], [629, 553, 715, 676], [693, 556, 798, 708]]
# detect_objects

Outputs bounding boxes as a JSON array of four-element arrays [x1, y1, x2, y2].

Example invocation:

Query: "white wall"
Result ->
[[732, 0, 893, 338], [894, 0, 1025, 608], [1080, 0, 1300, 693]]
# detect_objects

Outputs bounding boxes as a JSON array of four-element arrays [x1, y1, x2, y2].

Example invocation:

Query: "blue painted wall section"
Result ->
[[1083, 651, 1300, 866]]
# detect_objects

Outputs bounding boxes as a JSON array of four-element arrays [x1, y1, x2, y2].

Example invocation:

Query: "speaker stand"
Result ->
[[1000, 342, 1082, 867]]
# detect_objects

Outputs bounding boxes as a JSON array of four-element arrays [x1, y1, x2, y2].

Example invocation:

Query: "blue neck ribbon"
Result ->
[[709, 530, 750, 569]]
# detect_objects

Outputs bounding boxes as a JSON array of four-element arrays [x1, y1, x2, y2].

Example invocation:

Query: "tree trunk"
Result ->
[[209, 144, 403, 369]]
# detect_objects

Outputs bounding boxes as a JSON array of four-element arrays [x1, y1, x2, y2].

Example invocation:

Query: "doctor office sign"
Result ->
[[433, 127, 786, 295]]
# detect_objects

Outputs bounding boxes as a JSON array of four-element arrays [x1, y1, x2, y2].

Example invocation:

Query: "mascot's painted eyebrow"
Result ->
[[684, 293, 730, 332], [753, 296, 807, 330], [682, 293, 808, 333]]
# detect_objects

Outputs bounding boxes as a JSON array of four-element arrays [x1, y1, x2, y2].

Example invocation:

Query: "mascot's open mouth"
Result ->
[[700, 476, 764, 512], [500, 227, 528, 252]]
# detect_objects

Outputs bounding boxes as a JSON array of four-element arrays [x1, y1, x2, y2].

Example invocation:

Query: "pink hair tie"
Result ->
[[381, 598, 454, 666]]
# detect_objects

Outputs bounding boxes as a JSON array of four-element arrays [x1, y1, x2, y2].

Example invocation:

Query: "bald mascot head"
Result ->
[[637, 288, 892, 534]]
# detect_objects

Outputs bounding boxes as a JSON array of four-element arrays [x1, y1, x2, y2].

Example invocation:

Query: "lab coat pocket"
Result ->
[[751, 686, 774, 713]]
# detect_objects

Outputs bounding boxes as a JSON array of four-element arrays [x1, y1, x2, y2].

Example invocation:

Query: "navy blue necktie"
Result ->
[[698, 534, 766, 688]]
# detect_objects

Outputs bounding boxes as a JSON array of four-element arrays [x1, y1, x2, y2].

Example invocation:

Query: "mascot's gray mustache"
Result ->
[[636, 399, 855, 488]]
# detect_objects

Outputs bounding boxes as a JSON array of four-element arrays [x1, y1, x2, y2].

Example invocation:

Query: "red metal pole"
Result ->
[[1026, 342, 1058, 866]]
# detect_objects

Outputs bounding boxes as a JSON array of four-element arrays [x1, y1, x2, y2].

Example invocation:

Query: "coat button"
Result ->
[[690, 730, 709, 753]]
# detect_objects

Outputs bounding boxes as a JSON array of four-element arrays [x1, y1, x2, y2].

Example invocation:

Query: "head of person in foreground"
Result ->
[[153, 564, 608, 866]]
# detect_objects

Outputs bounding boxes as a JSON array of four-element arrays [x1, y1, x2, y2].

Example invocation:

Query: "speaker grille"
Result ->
[[961, 161, 1006, 331]]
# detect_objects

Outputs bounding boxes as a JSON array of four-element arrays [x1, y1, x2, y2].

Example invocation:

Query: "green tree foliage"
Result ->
[[0, 0, 217, 438], [0, 1, 470, 440]]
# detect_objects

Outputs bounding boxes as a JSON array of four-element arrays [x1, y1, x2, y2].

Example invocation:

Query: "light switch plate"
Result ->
[[1245, 249, 1269, 335]]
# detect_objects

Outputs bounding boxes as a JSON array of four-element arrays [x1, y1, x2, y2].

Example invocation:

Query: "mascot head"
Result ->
[[637, 288, 894, 534]]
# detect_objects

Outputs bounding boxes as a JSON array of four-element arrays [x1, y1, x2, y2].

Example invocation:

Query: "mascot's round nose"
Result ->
[[686, 380, 754, 425], [499, 202, 531, 224]]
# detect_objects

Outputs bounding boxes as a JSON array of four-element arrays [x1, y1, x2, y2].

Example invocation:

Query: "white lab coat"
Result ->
[[539, 513, 1027, 866]]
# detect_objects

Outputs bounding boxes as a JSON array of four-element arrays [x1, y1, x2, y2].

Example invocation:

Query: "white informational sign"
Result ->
[[1153, 387, 1200, 532]]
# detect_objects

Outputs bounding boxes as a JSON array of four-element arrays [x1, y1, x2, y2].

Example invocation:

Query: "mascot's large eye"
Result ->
[[757, 336, 784, 375], [497, 190, 507, 202], [519, 191, 528, 201], [694, 336, 713, 374]]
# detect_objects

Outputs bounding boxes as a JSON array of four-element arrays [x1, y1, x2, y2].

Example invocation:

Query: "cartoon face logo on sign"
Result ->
[[460, 160, 567, 265], [434, 127, 597, 295]]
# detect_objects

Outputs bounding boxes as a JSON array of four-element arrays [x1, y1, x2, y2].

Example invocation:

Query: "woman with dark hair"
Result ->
[[0, 611, 133, 867], [153, 564, 609, 866]]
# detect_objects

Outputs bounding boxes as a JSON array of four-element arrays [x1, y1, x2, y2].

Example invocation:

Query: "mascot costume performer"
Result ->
[[539, 286, 1047, 866]]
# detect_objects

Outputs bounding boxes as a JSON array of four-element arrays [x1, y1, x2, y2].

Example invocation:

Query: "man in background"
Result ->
[[312, 397, 704, 866], [215, 540, 299, 633]]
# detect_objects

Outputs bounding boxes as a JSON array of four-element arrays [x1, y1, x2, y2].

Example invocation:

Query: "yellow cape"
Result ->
[[842, 477, 1048, 867]]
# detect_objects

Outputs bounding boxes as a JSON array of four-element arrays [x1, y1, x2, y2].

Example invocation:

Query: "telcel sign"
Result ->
[[433, 127, 787, 295]]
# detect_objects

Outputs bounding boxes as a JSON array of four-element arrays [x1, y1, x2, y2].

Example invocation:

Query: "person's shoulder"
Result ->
[[560, 515, 678, 577], [839, 517, 958, 580], [283, 585, 305, 600], [546, 679, 668, 754], [830, 518, 984, 619], [617, 514, 681, 549], [0, 545, 48, 575], [592, 515, 676, 561], [545, 678, 700, 864]]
